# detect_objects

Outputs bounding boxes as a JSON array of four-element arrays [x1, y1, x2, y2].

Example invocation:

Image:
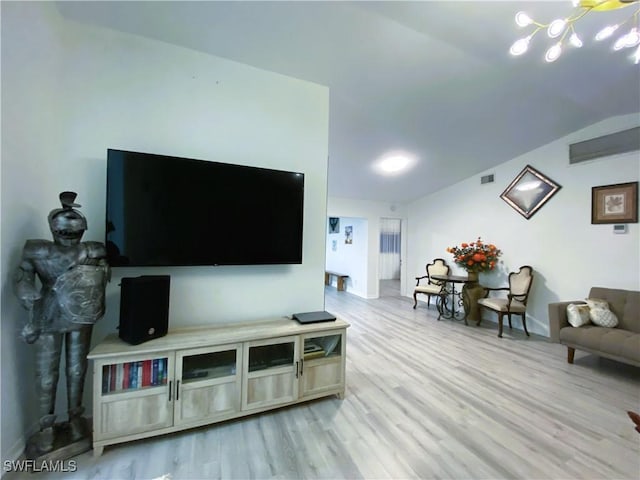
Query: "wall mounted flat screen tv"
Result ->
[[106, 149, 304, 267]]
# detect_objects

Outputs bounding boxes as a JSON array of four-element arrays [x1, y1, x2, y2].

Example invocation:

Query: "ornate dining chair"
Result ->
[[413, 258, 449, 309], [477, 265, 534, 338]]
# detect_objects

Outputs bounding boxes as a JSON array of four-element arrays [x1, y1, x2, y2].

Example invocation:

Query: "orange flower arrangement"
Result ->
[[446, 237, 502, 273]]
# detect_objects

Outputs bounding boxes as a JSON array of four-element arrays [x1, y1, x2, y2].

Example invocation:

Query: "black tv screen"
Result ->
[[106, 149, 304, 267]]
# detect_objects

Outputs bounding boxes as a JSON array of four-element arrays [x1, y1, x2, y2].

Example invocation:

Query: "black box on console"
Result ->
[[118, 275, 170, 345]]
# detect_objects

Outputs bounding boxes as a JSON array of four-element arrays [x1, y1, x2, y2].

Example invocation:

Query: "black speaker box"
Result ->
[[119, 275, 170, 345]]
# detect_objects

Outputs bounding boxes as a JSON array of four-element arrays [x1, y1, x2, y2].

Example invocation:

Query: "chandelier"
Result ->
[[510, 0, 640, 63]]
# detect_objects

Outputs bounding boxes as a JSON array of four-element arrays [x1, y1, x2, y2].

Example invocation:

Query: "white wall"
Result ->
[[325, 217, 368, 297], [407, 115, 640, 337], [327, 197, 408, 299], [1, 2, 329, 463]]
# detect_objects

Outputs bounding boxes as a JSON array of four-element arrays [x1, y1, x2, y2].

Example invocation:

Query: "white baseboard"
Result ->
[[1, 423, 33, 478]]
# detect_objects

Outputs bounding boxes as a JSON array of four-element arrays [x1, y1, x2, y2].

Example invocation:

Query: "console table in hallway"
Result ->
[[325, 271, 349, 291]]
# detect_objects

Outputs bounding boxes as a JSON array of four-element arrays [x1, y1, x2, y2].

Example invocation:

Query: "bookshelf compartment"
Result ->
[[174, 344, 242, 426], [303, 334, 342, 360], [300, 330, 346, 399], [180, 349, 237, 384], [101, 357, 169, 394], [247, 341, 295, 372], [92, 351, 174, 443], [243, 336, 299, 410], [98, 388, 173, 440]]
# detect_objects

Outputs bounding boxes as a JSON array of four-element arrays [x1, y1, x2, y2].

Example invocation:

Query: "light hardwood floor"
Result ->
[[6, 284, 640, 479]]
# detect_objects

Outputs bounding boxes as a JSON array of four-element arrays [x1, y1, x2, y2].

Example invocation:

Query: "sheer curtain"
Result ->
[[379, 218, 401, 280]]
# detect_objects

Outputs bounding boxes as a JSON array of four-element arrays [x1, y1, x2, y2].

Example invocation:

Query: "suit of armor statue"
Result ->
[[14, 192, 110, 457]]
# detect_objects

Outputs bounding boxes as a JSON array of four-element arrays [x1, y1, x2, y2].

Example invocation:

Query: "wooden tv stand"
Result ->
[[88, 317, 349, 456]]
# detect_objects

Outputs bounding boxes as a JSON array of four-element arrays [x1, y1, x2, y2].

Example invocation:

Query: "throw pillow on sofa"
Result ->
[[585, 298, 619, 328], [566, 303, 591, 327], [585, 298, 608, 310]]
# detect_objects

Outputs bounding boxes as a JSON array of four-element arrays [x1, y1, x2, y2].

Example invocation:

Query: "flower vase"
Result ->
[[467, 271, 478, 282]]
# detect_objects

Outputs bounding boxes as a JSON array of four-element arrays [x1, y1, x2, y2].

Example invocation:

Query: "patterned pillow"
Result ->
[[585, 298, 609, 310], [566, 303, 591, 327], [585, 298, 619, 328]]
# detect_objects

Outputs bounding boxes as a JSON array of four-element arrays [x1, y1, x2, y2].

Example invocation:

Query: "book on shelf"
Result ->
[[304, 342, 323, 354], [153, 359, 159, 385], [129, 361, 136, 389], [102, 357, 169, 394], [109, 364, 116, 392], [137, 362, 143, 388], [102, 365, 109, 394], [158, 358, 164, 384], [142, 360, 151, 387], [123, 362, 130, 389], [304, 350, 326, 360]]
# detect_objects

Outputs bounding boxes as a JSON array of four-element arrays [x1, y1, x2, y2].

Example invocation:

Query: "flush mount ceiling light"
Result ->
[[510, 0, 640, 64], [380, 156, 409, 172], [374, 152, 416, 176]]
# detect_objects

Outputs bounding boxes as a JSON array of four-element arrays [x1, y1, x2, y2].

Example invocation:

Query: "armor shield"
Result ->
[[53, 265, 108, 324]]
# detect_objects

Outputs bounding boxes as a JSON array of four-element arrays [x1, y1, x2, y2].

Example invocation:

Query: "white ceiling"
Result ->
[[56, 1, 640, 204]]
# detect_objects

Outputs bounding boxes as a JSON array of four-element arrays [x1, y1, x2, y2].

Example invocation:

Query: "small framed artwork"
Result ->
[[591, 181, 638, 224], [500, 165, 562, 219], [328, 217, 340, 234], [345, 226, 353, 244]]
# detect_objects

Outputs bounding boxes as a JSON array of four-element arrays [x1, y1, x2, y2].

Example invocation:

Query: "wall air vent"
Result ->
[[480, 174, 495, 184], [569, 126, 640, 164]]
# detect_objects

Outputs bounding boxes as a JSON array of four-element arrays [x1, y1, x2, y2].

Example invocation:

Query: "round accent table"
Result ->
[[431, 274, 485, 325]]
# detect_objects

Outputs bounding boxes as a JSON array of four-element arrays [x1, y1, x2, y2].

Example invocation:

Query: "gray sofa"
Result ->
[[548, 287, 640, 367]]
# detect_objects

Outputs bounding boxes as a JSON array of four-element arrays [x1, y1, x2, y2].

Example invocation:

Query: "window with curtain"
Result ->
[[379, 218, 401, 280]]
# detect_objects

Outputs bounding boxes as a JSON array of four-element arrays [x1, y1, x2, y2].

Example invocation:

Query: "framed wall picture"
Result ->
[[345, 226, 353, 244], [500, 165, 561, 219], [591, 181, 638, 224], [328, 217, 340, 234]]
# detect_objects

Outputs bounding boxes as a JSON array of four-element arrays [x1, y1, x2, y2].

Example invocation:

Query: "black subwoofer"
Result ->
[[118, 275, 170, 345]]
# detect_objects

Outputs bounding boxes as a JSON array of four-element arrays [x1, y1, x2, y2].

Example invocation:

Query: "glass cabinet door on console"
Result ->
[[242, 336, 300, 410], [301, 330, 345, 399], [93, 352, 174, 441], [174, 344, 242, 426]]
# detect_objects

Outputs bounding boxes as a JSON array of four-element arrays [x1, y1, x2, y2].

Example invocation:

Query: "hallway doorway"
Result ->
[[379, 279, 400, 297], [379, 217, 401, 297]]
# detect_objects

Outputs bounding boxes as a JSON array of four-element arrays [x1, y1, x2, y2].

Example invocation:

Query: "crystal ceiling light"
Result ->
[[510, 0, 640, 63]]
